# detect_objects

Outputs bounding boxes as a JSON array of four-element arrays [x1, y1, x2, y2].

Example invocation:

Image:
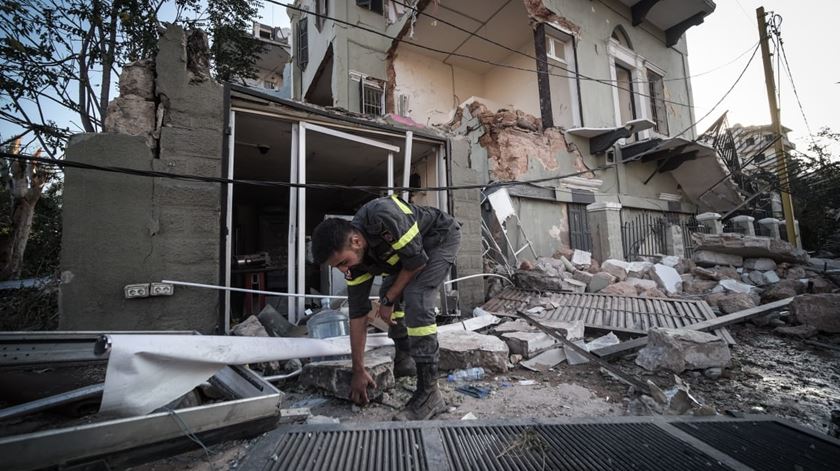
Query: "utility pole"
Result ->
[[756, 6, 797, 245]]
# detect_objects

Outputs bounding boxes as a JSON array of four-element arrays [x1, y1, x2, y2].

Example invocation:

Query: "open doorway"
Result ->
[[228, 109, 446, 328]]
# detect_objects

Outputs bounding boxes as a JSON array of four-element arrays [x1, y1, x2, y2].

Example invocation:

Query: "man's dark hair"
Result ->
[[311, 218, 356, 265]]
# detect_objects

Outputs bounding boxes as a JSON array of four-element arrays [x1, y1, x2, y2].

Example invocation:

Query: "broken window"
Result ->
[[647, 70, 668, 135], [297, 18, 308, 70], [356, 0, 384, 15], [360, 77, 384, 115], [746, 136, 755, 146], [316, 0, 328, 31]]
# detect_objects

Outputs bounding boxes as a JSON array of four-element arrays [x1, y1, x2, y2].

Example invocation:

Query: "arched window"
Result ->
[[611, 25, 633, 50]]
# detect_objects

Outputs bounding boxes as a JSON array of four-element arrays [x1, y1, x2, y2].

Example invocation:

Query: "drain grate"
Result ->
[[674, 420, 838, 471], [440, 423, 729, 470], [245, 428, 427, 471]]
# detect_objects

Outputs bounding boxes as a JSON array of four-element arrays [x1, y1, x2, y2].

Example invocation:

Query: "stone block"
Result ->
[[717, 293, 756, 314], [299, 353, 394, 401], [792, 294, 840, 333], [659, 256, 681, 268], [535, 257, 566, 276], [573, 270, 594, 285], [719, 279, 755, 294], [559, 256, 576, 272], [601, 281, 638, 297], [626, 261, 654, 279], [774, 325, 818, 339], [624, 278, 658, 291], [439, 331, 509, 372], [571, 250, 591, 267], [231, 315, 269, 336], [638, 287, 667, 298], [691, 232, 809, 264], [762, 270, 781, 285], [588, 272, 616, 293], [683, 279, 718, 294], [761, 279, 801, 303], [119, 59, 155, 100], [104, 95, 156, 140], [159, 126, 223, 159], [743, 258, 777, 271], [520, 348, 566, 372], [635, 328, 732, 373], [748, 271, 765, 286], [563, 278, 587, 293], [602, 259, 629, 281], [502, 332, 557, 358], [652, 264, 682, 295], [693, 250, 743, 267]]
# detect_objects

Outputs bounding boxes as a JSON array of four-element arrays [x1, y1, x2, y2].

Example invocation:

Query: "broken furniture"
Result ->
[[238, 415, 840, 470], [482, 288, 734, 343], [0, 332, 283, 470]]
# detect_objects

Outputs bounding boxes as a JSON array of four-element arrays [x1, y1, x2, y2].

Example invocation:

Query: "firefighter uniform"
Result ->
[[344, 195, 460, 365]]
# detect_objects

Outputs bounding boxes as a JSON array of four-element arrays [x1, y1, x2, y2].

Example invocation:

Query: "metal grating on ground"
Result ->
[[239, 417, 840, 470], [481, 288, 734, 343], [675, 421, 840, 471], [245, 427, 428, 471], [440, 423, 727, 470]]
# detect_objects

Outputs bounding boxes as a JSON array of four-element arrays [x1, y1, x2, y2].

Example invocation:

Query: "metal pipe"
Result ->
[[261, 367, 303, 382]]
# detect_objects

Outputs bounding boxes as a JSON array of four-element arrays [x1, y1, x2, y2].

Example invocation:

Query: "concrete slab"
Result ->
[[439, 331, 509, 372]]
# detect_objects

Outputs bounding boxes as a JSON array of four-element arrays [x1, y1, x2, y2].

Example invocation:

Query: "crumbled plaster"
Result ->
[[385, 0, 433, 114], [465, 101, 593, 182], [522, 0, 581, 36]]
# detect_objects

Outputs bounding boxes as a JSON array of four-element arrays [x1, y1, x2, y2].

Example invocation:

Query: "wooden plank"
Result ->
[[592, 298, 795, 359]]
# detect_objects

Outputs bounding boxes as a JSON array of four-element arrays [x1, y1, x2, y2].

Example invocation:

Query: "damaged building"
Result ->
[[57, 0, 744, 331]]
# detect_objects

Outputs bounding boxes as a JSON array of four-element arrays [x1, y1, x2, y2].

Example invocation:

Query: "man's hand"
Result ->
[[378, 302, 396, 326], [350, 369, 377, 405]]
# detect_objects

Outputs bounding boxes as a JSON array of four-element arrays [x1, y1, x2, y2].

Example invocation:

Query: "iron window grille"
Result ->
[[361, 77, 384, 116]]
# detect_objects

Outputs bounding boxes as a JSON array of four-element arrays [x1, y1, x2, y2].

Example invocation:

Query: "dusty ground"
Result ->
[[131, 323, 840, 470]]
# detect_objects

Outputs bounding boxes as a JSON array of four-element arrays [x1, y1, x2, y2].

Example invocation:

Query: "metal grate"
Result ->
[[675, 421, 839, 471], [440, 423, 728, 470], [244, 428, 428, 471], [481, 288, 734, 343]]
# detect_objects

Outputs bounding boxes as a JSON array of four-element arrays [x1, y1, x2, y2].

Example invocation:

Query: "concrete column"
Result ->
[[757, 217, 781, 239], [695, 212, 723, 234], [665, 224, 685, 257], [586, 202, 623, 262], [731, 215, 755, 236]]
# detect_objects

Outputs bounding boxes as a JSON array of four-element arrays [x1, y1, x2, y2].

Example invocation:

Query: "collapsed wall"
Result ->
[[60, 25, 223, 332]]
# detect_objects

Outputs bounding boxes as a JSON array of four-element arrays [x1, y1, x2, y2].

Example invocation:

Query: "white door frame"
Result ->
[[223, 111, 236, 333], [290, 122, 403, 324]]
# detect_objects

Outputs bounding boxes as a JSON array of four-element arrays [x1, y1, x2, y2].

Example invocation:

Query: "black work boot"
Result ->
[[393, 362, 447, 421], [393, 338, 417, 378]]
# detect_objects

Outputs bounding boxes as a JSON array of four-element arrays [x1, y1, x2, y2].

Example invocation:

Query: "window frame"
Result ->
[[645, 67, 669, 136], [544, 25, 582, 128], [608, 34, 668, 142], [356, 0, 384, 15], [297, 17, 309, 70], [360, 76, 385, 116]]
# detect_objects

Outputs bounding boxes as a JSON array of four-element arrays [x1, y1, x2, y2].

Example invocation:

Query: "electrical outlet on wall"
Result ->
[[150, 282, 174, 296], [124, 284, 150, 299]]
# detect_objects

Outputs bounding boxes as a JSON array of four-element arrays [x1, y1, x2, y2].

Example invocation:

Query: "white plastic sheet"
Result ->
[[100, 334, 393, 417]]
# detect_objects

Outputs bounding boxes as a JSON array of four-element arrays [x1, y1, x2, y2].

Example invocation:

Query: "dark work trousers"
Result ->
[[380, 226, 461, 364]]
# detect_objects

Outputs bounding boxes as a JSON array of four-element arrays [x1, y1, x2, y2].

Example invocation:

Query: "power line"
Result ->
[[0, 151, 612, 193], [272, 0, 704, 110], [777, 30, 820, 153]]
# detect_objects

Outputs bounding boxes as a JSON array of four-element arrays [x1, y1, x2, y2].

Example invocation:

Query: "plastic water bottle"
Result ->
[[447, 367, 485, 382]]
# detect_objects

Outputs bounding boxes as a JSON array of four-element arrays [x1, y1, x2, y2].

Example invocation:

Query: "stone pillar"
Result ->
[[794, 219, 803, 249], [586, 202, 623, 262], [757, 218, 781, 239], [665, 224, 685, 257], [695, 212, 723, 234], [731, 215, 755, 236]]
